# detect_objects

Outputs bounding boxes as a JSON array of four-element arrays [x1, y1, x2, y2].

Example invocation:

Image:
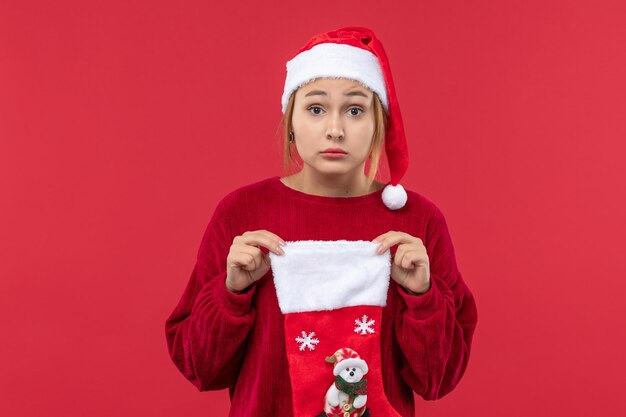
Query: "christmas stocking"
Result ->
[[269, 240, 403, 417]]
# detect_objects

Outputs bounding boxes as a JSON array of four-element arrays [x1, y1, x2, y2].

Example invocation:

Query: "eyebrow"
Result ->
[[304, 89, 369, 98]]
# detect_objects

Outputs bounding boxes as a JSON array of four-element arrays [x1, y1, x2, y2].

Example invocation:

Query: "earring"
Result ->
[[289, 131, 295, 143]]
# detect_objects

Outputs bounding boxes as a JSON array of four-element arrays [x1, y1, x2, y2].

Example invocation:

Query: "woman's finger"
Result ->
[[375, 232, 413, 254], [228, 251, 257, 272], [237, 230, 286, 256], [232, 243, 266, 269]]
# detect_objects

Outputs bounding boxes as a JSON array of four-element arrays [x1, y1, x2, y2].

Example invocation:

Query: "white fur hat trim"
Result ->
[[281, 43, 388, 113]]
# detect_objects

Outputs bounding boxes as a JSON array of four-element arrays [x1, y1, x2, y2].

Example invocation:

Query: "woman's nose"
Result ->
[[326, 113, 344, 140]]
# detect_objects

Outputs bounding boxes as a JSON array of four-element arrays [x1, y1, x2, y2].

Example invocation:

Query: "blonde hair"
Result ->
[[280, 89, 387, 190]]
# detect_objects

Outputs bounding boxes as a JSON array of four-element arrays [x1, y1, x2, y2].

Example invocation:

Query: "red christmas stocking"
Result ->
[[269, 240, 403, 417]]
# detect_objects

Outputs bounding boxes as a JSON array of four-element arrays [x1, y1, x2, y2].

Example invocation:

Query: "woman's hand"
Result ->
[[225, 230, 286, 293], [372, 231, 431, 295]]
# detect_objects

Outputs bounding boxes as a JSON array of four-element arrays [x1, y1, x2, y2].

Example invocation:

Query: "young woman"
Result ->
[[165, 26, 478, 417]]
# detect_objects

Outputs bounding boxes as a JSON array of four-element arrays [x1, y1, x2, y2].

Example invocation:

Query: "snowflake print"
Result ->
[[354, 314, 376, 335], [295, 331, 320, 351]]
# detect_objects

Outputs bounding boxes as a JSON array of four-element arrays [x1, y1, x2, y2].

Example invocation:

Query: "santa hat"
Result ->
[[281, 26, 409, 210], [325, 348, 369, 376]]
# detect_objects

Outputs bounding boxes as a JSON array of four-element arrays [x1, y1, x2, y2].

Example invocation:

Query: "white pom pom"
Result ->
[[381, 183, 407, 210]]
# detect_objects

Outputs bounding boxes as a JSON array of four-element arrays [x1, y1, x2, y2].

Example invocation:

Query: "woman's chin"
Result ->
[[302, 160, 363, 178], [313, 167, 352, 177]]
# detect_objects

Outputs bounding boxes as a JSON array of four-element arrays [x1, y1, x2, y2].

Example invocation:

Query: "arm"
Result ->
[[164, 196, 257, 391], [394, 204, 478, 400]]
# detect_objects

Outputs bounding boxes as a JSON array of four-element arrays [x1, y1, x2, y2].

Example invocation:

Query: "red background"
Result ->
[[1, 0, 625, 416]]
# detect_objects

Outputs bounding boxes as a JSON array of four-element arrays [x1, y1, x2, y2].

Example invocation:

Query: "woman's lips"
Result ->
[[320, 152, 348, 159], [320, 148, 347, 159]]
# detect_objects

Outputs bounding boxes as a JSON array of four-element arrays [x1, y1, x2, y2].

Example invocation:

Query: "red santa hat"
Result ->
[[325, 347, 369, 376], [281, 26, 409, 210]]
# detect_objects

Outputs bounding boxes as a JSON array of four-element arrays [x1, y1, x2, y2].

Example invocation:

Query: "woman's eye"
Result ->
[[348, 107, 363, 116], [308, 106, 323, 115]]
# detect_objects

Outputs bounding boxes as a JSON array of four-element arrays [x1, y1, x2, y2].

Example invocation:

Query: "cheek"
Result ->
[[350, 118, 375, 139], [292, 115, 323, 138], [352, 126, 375, 156]]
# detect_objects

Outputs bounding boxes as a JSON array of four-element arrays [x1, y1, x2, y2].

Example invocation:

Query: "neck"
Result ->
[[289, 168, 380, 197]]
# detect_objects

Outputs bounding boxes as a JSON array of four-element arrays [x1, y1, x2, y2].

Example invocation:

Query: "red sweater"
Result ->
[[165, 176, 478, 416]]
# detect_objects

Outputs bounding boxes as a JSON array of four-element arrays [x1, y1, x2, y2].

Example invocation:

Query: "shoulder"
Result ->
[[404, 188, 445, 219], [402, 187, 449, 234], [200, 177, 277, 243], [213, 176, 278, 214]]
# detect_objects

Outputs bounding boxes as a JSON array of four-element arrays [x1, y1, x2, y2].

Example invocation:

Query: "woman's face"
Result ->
[[291, 77, 376, 178]]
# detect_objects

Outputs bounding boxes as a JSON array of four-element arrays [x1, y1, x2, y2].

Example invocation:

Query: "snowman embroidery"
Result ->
[[315, 348, 370, 417]]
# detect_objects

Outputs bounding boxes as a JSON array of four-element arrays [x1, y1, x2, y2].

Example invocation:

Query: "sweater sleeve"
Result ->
[[393, 204, 478, 400], [164, 195, 257, 391]]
